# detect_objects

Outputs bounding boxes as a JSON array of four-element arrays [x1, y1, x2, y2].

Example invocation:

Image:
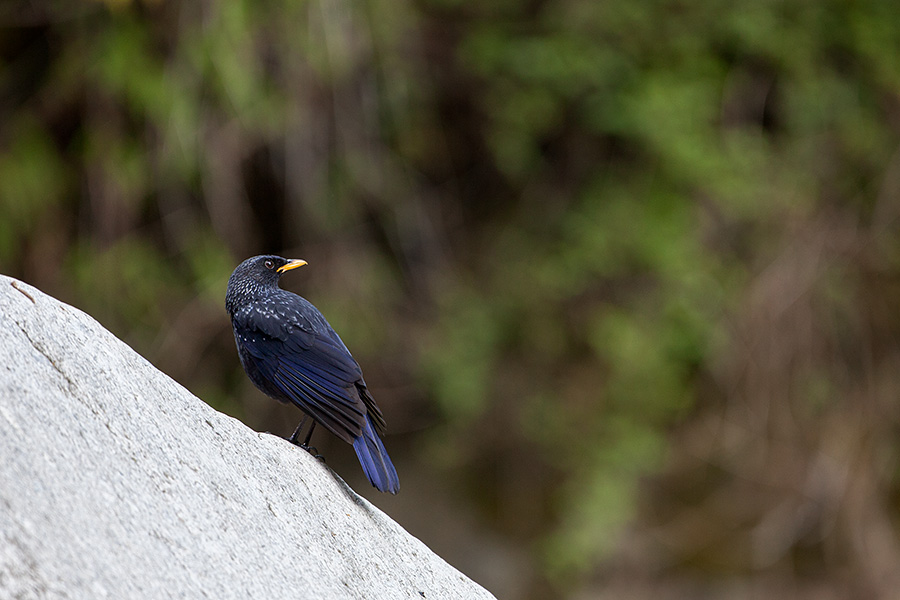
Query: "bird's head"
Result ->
[[225, 255, 307, 313]]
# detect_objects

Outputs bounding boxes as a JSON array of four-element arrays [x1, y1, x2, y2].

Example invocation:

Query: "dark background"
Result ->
[[3, 0, 900, 597]]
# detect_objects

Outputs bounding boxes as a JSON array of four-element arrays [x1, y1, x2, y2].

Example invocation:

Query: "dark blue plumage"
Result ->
[[226, 255, 399, 494]]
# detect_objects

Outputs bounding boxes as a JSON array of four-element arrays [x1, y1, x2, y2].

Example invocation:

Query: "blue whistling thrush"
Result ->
[[225, 255, 399, 494]]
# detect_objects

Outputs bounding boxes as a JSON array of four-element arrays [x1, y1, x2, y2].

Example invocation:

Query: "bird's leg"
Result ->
[[287, 417, 323, 458], [301, 422, 317, 453], [288, 415, 309, 445]]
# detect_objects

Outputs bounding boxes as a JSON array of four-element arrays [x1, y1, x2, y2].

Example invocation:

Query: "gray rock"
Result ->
[[0, 276, 495, 600]]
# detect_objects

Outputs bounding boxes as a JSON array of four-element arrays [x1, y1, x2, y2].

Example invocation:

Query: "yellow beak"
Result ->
[[277, 259, 307, 273]]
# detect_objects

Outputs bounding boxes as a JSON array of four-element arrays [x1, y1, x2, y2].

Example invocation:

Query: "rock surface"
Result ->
[[0, 276, 495, 600]]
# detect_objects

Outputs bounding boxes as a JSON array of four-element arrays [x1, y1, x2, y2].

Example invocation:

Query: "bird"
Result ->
[[225, 254, 400, 494]]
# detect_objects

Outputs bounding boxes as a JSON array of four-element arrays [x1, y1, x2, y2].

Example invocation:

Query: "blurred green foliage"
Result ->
[[2, 0, 900, 597]]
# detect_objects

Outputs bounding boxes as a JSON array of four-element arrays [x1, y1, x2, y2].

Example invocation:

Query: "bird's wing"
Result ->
[[238, 299, 317, 348], [356, 381, 387, 435], [234, 303, 367, 443]]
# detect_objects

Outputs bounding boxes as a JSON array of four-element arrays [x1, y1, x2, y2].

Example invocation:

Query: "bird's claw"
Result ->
[[300, 444, 325, 461], [284, 436, 325, 460]]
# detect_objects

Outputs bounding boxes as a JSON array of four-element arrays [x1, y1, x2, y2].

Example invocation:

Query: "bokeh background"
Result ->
[[3, 0, 900, 597]]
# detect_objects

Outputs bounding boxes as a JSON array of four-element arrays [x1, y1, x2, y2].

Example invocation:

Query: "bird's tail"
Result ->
[[353, 415, 400, 494]]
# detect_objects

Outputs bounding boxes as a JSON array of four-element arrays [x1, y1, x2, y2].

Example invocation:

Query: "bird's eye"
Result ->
[[264, 260, 274, 270]]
